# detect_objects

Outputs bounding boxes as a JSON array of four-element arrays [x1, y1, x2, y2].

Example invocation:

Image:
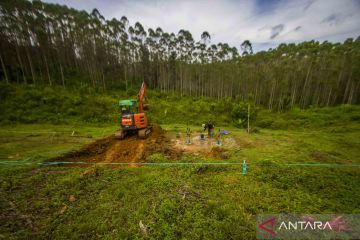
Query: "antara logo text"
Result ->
[[258, 216, 333, 237], [278, 220, 332, 230]]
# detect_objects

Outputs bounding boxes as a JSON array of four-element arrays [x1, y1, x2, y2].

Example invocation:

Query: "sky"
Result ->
[[43, 0, 360, 52]]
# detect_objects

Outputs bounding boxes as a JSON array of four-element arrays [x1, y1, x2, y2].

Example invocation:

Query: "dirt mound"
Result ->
[[53, 125, 180, 167], [208, 147, 229, 160]]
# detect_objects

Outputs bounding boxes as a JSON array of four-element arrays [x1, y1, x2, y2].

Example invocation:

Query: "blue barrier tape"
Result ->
[[1, 160, 359, 168]]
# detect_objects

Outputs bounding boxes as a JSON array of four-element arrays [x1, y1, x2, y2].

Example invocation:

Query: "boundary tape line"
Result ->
[[1, 160, 360, 167]]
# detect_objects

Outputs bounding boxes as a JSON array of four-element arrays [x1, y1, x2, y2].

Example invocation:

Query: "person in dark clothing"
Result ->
[[203, 122, 214, 138]]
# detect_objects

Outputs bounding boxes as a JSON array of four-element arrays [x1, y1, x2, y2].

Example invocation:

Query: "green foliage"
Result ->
[[231, 102, 257, 127], [0, 84, 122, 124], [146, 91, 233, 126], [2, 85, 360, 130], [1, 85, 238, 126], [254, 105, 360, 130]]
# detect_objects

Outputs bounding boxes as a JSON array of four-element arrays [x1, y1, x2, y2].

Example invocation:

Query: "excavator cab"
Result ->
[[115, 82, 151, 139], [119, 99, 137, 130]]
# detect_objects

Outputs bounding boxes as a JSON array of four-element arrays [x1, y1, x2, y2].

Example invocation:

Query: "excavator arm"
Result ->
[[137, 81, 146, 113]]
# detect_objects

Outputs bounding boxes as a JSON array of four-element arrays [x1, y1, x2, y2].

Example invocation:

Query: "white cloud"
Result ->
[[43, 0, 360, 51]]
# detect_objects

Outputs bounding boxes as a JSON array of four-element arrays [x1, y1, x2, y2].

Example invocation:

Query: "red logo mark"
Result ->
[[259, 217, 277, 236]]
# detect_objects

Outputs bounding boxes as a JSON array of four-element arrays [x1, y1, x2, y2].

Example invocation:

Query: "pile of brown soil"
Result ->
[[53, 125, 181, 167]]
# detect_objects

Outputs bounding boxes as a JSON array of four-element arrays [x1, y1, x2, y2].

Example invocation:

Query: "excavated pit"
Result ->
[[53, 125, 181, 167]]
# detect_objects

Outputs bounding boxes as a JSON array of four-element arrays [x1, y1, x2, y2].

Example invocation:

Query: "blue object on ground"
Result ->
[[220, 130, 229, 135]]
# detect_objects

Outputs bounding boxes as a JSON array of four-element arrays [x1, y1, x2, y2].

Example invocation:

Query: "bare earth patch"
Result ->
[[53, 125, 180, 167], [52, 127, 245, 167]]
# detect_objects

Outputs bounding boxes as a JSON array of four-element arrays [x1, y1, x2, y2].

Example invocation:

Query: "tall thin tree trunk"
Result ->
[[44, 54, 52, 85], [59, 62, 65, 88], [15, 45, 27, 84], [300, 62, 312, 108], [0, 53, 9, 84], [327, 88, 332, 106], [101, 67, 106, 91], [342, 71, 352, 104], [25, 47, 36, 84], [125, 65, 128, 90]]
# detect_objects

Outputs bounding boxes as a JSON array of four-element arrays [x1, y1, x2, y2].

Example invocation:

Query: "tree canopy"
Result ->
[[0, 0, 359, 111]]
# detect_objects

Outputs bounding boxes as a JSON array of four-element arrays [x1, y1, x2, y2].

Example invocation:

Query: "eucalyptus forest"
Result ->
[[1, 0, 359, 111]]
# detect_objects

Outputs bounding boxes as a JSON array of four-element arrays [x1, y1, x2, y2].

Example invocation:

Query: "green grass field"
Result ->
[[1, 111, 359, 239]]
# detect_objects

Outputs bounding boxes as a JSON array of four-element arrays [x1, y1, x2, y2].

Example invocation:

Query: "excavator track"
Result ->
[[138, 125, 152, 139], [114, 129, 125, 139]]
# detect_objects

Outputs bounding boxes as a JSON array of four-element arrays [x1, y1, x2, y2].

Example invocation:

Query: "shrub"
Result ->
[[270, 119, 288, 129], [231, 102, 257, 128], [256, 118, 274, 128]]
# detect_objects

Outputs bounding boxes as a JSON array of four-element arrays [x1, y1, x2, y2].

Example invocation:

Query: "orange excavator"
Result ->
[[115, 81, 152, 139]]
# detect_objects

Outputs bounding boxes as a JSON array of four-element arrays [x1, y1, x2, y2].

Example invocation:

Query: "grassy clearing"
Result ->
[[0, 164, 359, 239], [0, 124, 117, 161], [0, 111, 359, 238], [161, 123, 359, 165]]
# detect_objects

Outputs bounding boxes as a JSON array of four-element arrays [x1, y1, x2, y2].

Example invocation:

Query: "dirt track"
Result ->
[[54, 125, 180, 166]]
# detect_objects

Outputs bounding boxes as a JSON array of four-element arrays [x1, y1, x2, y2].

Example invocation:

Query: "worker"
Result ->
[[215, 129, 222, 146], [186, 127, 191, 144], [203, 122, 214, 138]]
